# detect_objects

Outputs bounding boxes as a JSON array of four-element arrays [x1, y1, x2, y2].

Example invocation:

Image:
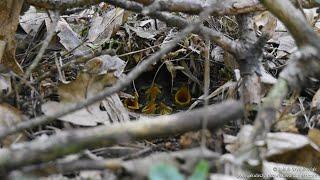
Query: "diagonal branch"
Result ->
[[250, 0, 320, 141], [0, 25, 192, 139], [0, 0, 242, 140]]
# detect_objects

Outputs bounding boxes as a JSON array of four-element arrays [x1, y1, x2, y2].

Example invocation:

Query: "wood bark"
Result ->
[[0, 0, 24, 75], [0, 101, 243, 173]]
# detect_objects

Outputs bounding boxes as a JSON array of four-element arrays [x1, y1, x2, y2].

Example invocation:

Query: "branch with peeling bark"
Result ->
[[25, 0, 319, 15], [0, 24, 192, 139], [13, 148, 218, 177], [0, 101, 243, 174], [250, 0, 320, 141], [236, 13, 263, 112], [0, 0, 242, 140]]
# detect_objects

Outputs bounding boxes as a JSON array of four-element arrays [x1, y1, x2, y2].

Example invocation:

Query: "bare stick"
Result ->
[[22, 11, 60, 81], [0, 41, 6, 63], [0, 21, 195, 140], [0, 0, 238, 140], [25, 0, 318, 15], [17, 148, 218, 176], [251, 0, 320, 140], [0, 101, 243, 173]]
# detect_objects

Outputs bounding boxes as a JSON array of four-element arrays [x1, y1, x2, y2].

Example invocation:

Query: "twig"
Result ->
[[25, 0, 318, 15], [201, 39, 210, 149], [0, 101, 243, 173], [22, 11, 60, 81], [0, 19, 196, 140], [249, 0, 320, 141], [0, 41, 6, 63], [16, 147, 218, 176]]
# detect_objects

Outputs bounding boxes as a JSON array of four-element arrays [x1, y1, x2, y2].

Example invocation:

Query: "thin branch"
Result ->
[[236, 13, 263, 110], [25, 0, 319, 15], [0, 101, 243, 173], [0, 0, 240, 140], [252, 46, 319, 137], [0, 41, 6, 63], [0, 18, 196, 140], [37, 0, 241, 83], [261, 0, 320, 48], [22, 11, 60, 81], [16, 148, 218, 176], [248, 0, 320, 142]]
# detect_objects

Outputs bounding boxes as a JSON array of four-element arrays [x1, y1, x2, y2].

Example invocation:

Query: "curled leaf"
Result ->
[[175, 86, 191, 107]]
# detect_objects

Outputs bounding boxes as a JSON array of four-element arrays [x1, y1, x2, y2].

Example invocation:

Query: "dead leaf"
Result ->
[[308, 128, 320, 147], [263, 161, 320, 179], [311, 88, 320, 110], [211, 46, 224, 63], [0, 103, 26, 146], [253, 11, 277, 36], [54, 18, 88, 56], [20, 6, 47, 36], [266, 132, 320, 174], [126, 25, 157, 40], [189, 81, 237, 110], [179, 60, 201, 87], [125, 17, 166, 40], [41, 55, 128, 126], [267, 20, 297, 58], [0, 73, 11, 93], [180, 130, 212, 149], [260, 65, 277, 85], [272, 113, 298, 133], [224, 125, 253, 153], [88, 8, 125, 45], [84, 55, 126, 78], [122, 148, 218, 177]]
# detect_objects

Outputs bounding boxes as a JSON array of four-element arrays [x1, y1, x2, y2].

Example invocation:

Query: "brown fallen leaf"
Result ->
[[88, 8, 125, 45], [308, 128, 320, 147], [311, 88, 320, 110], [41, 55, 129, 126], [272, 113, 298, 133], [266, 132, 320, 174], [0, 103, 26, 146]]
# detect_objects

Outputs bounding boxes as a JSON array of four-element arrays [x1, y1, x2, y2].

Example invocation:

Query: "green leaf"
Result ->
[[149, 163, 184, 180], [316, 0, 320, 4], [189, 160, 210, 180]]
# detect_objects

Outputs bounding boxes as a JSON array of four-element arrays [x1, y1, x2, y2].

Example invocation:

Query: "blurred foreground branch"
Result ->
[[0, 101, 243, 174]]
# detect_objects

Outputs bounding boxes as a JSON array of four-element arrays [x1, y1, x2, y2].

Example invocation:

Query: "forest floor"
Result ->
[[0, 2, 319, 179]]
